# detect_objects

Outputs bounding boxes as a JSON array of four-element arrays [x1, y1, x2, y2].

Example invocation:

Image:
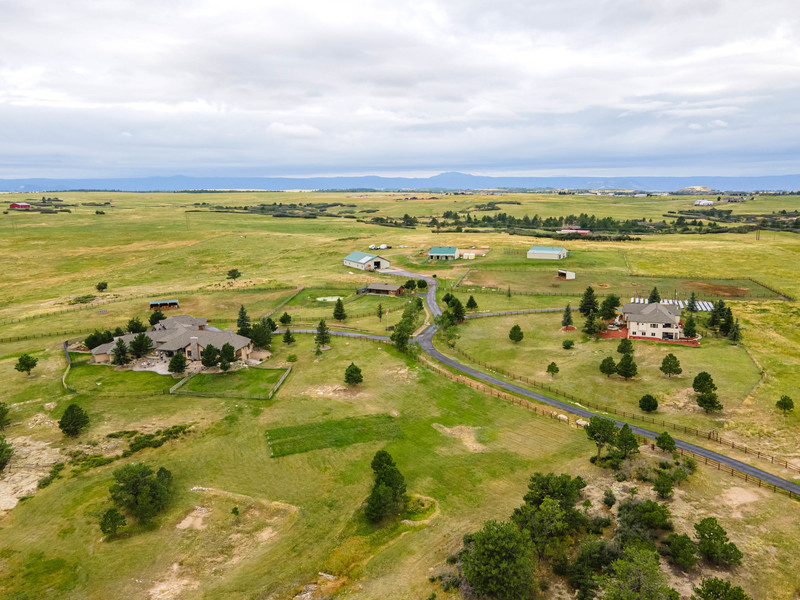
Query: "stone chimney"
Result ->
[[190, 336, 199, 360]]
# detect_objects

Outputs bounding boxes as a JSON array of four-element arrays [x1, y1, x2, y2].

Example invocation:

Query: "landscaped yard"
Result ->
[[181, 366, 285, 398], [66, 353, 175, 396]]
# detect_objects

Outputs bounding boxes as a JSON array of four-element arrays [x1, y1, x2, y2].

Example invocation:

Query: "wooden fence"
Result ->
[[419, 355, 798, 501], [446, 344, 800, 477]]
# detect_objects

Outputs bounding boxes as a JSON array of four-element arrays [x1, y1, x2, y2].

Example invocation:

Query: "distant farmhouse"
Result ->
[[9, 202, 30, 209], [429, 246, 460, 260], [621, 303, 683, 341], [527, 246, 568, 260], [91, 315, 252, 363], [343, 251, 390, 271]]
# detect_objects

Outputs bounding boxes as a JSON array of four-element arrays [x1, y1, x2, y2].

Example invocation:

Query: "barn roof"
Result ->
[[528, 246, 567, 253], [344, 251, 379, 263], [365, 283, 404, 291], [429, 246, 458, 255]]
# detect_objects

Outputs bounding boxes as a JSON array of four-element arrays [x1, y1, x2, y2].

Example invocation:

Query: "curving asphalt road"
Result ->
[[380, 269, 800, 497]]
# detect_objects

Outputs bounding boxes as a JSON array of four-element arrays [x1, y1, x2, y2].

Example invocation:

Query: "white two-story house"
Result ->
[[621, 303, 683, 340]]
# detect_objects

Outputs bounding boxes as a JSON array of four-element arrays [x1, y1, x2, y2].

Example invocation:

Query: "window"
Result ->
[[651, 332, 656, 336], [650, 323, 658, 328]]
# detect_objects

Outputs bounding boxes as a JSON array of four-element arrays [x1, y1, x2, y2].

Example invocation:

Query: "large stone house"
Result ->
[[91, 315, 252, 363], [621, 303, 683, 340]]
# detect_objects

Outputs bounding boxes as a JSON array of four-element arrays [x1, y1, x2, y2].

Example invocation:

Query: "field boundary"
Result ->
[[171, 366, 292, 401]]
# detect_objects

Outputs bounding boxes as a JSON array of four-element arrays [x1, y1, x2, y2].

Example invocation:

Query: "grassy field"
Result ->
[[1, 191, 799, 599]]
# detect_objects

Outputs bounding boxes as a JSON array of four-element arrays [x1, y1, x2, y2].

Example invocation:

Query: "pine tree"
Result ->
[[683, 314, 697, 338], [562, 303, 573, 328], [333, 298, 347, 321], [599, 356, 617, 377], [237, 305, 251, 336], [466, 295, 478, 310], [279, 312, 291, 325], [450, 297, 465, 322], [639, 394, 658, 412], [617, 338, 633, 354], [200, 344, 220, 367], [614, 424, 639, 458], [693, 372, 717, 394], [687, 292, 698, 313], [616, 353, 638, 380], [149, 309, 166, 326], [377, 302, 383, 321], [129, 332, 154, 358], [728, 318, 742, 343], [579, 286, 599, 316], [250, 318, 273, 349], [283, 329, 295, 345], [655, 431, 676, 452], [509, 324, 524, 343], [315, 319, 331, 346], [220, 342, 236, 362], [168, 352, 187, 374], [719, 307, 734, 336], [58, 404, 90, 437], [583, 312, 599, 334], [697, 391, 723, 412], [648, 287, 661, 303], [599, 294, 621, 320], [344, 363, 363, 385], [111, 338, 130, 365], [660, 353, 682, 377]]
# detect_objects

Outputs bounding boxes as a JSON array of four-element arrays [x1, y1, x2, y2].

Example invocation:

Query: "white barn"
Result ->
[[343, 251, 390, 271], [527, 246, 568, 260]]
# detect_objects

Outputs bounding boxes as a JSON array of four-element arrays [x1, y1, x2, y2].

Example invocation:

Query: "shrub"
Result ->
[[562, 340, 575, 349], [603, 488, 617, 507]]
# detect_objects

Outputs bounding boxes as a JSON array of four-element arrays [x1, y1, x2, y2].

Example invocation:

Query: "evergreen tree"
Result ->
[[201, 344, 220, 367], [168, 352, 187, 374], [461, 520, 533, 600], [250, 318, 273, 349], [109, 463, 173, 524], [265, 317, 278, 331], [111, 338, 130, 365], [344, 363, 363, 385], [583, 311, 600, 334], [719, 307, 734, 336], [579, 286, 599, 316], [659, 353, 682, 377], [617, 338, 634, 354], [616, 353, 638, 379], [466, 295, 478, 310], [450, 297, 465, 322], [694, 517, 743, 566], [509, 324, 524, 343], [692, 578, 752, 600], [442, 292, 453, 305], [708, 300, 726, 328], [585, 417, 618, 461], [227, 268, 241, 280], [100, 508, 127, 536], [648, 287, 661, 303], [14, 353, 38, 376], [0, 435, 14, 471], [653, 471, 674, 499], [562, 303, 574, 328], [614, 424, 639, 458], [639, 394, 658, 412], [149, 309, 165, 326], [697, 391, 723, 412], [315, 319, 331, 346], [236, 305, 251, 336], [600, 356, 617, 377], [728, 318, 742, 343], [655, 431, 676, 452], [282, 329, 295, 345], [693, 372, 717, 394], [59, 404, 90, 437], [546, 362, 559, 377], [220, 342, 236, 363], [599, 294, 621, 320], [687, 292, 698, 313], [776, 395, 794, 416], [219, 358, 230, 372], [377, 302, 383, 321], [126, 317, 147, 334], [683, 314, 697, 338], [279, 312, 292, 325], [404, 279, 417, 291], [333, 298, 347, 321], [129, 332, 154, 358], [0, 402, 10, 430], [365, 482, 394, 522]]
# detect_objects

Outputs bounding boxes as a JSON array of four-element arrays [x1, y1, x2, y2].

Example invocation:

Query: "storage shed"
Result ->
[[149, 299, 180, 310], [557, 269, 576, 280], [343, 251, 390, 271], [10, 202, 31, 209], [357, 283, 405, 296], [527, 246, 568, 260], [429, 246, 460, 260]]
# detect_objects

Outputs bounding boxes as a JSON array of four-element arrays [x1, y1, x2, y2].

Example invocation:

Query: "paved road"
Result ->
[[394, 270, 800, 497]]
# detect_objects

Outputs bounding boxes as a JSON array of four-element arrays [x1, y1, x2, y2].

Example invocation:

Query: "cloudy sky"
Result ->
[[1, 0, 799, 178]]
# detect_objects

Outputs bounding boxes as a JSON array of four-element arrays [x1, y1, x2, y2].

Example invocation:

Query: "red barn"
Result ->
[[10, 202, 31, 209]]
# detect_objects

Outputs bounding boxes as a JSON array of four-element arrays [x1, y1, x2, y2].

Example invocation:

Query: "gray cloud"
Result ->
[[0, 0, 799, 177]]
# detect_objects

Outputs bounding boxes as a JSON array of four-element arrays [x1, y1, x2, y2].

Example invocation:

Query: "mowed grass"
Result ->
[[266, 414, 403, 457], [452, 312, 761, 432], [66, 353, 175, 396], [182, 366, 284, 398]]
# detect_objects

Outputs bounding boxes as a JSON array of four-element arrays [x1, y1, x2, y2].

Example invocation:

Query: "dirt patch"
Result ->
[[432, 423, 486, 452], [686, 281, 749, 298], [386, 366, 414, 381], [26, 413, 58, 429], [44, 402, 57, 411], [176, 506, 210, 530], [148, 563, 199, 599], [717, 486, 768, 518], [305, 384, 365, 399], [0, 437, 63, 512]]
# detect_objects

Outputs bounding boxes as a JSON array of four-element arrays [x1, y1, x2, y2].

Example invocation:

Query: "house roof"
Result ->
[[429, 246, 458, 255], [344, 251, 382, 263], [622, 302, 681, 324], [154, 315, 206, 329], [365, 283, 404, 291], [528, 246, 567, 253]]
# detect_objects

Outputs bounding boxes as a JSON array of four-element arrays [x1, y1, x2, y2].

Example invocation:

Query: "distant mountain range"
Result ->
[[1, 172, 800, 192]]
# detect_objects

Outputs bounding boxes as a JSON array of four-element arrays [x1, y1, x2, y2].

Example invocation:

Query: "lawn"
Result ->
[[66, 353, 175, 396], [181, 366, 285, 398]]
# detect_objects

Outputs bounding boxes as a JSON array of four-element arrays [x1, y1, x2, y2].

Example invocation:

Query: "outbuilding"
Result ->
[[149, 299, 180, 310], [429, 246, 460, 260], [557, 269, 576, 280], [10, 202, 31, 209], [343, 251, 389, 271], [527, 246, 568, 260], [357, 283, 405, 296]]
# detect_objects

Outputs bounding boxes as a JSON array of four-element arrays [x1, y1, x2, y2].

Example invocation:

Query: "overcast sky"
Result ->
[[1, 0, 799, 178]]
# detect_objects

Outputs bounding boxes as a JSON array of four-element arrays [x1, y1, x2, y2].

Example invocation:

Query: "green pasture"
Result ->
[[267, 414, 403, 457], [181, 366, 284, 398]]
